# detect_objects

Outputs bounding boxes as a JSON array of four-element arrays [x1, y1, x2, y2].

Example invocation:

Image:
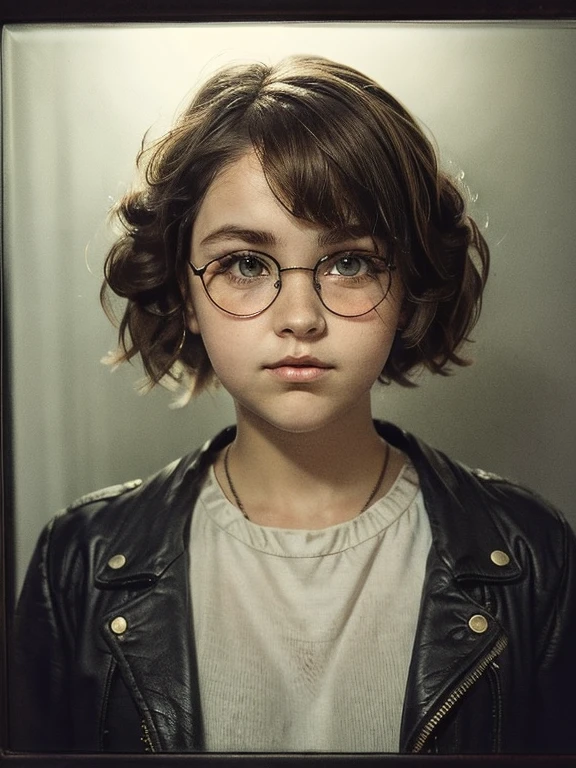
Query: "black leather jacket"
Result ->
[[11, 422, 576, 754]]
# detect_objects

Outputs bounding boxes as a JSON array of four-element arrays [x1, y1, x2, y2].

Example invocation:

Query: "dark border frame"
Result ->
[[2, 2, 576, 766], [3, 0, 576, 22]]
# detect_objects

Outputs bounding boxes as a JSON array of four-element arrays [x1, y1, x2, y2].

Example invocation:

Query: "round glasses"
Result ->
[[188, 251, 395, 318]]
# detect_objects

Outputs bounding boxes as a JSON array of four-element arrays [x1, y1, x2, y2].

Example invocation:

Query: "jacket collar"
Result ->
[[379, 422, 521, 583], [95, 426, 237, 587], [95, 420, 520, 587]]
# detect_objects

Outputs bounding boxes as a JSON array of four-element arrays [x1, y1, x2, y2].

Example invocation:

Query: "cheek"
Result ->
[[367, 331, 399, 384], [353, 305, 401, 367], [187, 299, 254, 383], [365, 330, 397, 379]]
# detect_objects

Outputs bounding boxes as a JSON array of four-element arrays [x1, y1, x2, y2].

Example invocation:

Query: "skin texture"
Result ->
[[187, 151, 405, 528]]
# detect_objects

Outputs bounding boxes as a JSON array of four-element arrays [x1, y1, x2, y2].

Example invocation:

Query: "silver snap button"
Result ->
[[107, 554, 126, 570], [490, 550, 510, 567], [468, 614, 488, 634], [110, 616, 127, 635]]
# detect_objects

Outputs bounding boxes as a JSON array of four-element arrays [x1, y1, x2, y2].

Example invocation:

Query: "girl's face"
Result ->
[[187, 151, 403, 435]]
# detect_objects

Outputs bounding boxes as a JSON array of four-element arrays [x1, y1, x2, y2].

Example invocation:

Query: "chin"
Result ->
[[238, 398, 360, 437]]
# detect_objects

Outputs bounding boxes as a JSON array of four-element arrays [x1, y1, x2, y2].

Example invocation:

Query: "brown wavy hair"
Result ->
[[101, 54, 489, 399]]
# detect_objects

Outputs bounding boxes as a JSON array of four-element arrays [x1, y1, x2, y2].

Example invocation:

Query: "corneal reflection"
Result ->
[[188, 251, 395, 318]]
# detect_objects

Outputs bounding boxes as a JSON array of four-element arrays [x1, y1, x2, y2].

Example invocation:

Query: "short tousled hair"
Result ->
[[101, 55, 489, 398]]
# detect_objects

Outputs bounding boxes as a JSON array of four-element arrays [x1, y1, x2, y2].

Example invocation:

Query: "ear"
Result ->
[[178, 275, 201, 336], [185, 302, 201, 335], [396, 300, 410, 334]]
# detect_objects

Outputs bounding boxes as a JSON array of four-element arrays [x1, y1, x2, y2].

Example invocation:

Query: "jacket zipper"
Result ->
[[141, 719, 155, 753], [410, 633, 508, 754], [487, 661, 503, 752]]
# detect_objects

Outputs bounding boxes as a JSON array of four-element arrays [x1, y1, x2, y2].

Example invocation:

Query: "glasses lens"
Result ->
[[316, 253, 392, 316], [203, 254, 279, 315]]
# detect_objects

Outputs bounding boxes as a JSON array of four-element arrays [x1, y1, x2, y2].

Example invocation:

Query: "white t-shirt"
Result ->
[[189, 460, 431, 752]]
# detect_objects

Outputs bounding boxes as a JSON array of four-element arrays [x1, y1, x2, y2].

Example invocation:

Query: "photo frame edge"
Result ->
[[1, 2, 575, 765]]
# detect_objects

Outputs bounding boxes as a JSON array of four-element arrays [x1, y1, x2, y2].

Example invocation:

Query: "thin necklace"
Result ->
[[223, 442, 391, 521]]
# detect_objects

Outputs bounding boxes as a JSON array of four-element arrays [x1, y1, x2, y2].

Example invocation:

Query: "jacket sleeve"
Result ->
[[10, 515, 75, 751], [533, 514, 576, 753]]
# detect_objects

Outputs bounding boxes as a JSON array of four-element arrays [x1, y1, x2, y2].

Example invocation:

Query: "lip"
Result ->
[[267, 356, 332, 369], [265, 356, 333, 382]]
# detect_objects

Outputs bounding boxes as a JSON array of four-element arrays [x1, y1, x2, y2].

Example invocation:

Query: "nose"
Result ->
[[272, 267, 327, 338]]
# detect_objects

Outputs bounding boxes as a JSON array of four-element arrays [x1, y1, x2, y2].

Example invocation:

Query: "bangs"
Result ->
[[246, 90, 404, 245]]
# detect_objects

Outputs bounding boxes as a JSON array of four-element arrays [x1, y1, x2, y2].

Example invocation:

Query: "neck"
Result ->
[[216, 404, 402, 528]]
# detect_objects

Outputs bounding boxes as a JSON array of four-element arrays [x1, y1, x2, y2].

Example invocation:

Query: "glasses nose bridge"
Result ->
[[275, 264, 320, 295], [278, 265, 316, 276]]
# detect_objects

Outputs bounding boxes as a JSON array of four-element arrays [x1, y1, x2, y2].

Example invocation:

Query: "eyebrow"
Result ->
[[199, 226, 276, 248], [198, 224, 375, 249]]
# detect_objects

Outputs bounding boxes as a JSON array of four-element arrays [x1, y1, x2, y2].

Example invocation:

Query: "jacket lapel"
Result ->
[[99, 554, 200, 751], [376, 423, 520, 752], [399, 551, 506, 752], [93, 429, 235, 751]]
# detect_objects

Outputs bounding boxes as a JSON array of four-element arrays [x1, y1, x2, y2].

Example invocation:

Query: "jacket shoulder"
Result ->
[[391, 418, 568, 533], [44, 429, 238, 565], [44, 455, 192, 559], [66, 478, 144, 512], [449, 457, 574, 574], [376, 420, 573, 566], [468, 464, 568, 532], [36, 452, 202, 589]]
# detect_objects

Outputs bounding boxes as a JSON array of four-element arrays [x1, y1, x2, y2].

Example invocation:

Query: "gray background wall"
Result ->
[[3, 23, 576, 592]]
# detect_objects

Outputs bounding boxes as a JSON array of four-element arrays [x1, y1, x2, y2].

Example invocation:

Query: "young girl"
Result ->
[[12, 55, 576, 755]]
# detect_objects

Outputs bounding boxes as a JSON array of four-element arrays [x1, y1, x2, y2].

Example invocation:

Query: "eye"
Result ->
[[325, 253, 375, 277], [216, 252, 272, 279], [236, 254, 267, 278], [333, 255, 364, 277]]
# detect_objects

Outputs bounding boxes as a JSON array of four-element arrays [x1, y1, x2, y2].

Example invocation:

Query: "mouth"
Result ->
[[267, 356, 332, 369], [265, 357, 334, 382]]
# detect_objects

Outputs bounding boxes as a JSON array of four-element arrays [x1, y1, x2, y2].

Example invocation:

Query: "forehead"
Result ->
[[195, 151, 284, 227], [191, 151, 375, 252]]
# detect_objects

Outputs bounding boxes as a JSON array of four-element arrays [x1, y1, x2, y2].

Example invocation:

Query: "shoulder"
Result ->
[[451, 453, 570, 551], [467, 461, 564, 522], [466, 466, 574, 557], [45, 451, 199, 561], [376, 420, 574, 567], [54, 456, 185, 529], [45, 425, 237, 555], [66, 478, 144, 512]]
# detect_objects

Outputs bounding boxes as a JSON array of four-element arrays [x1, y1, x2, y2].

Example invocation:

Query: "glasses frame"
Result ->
[[187, 252, 396, 318]]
